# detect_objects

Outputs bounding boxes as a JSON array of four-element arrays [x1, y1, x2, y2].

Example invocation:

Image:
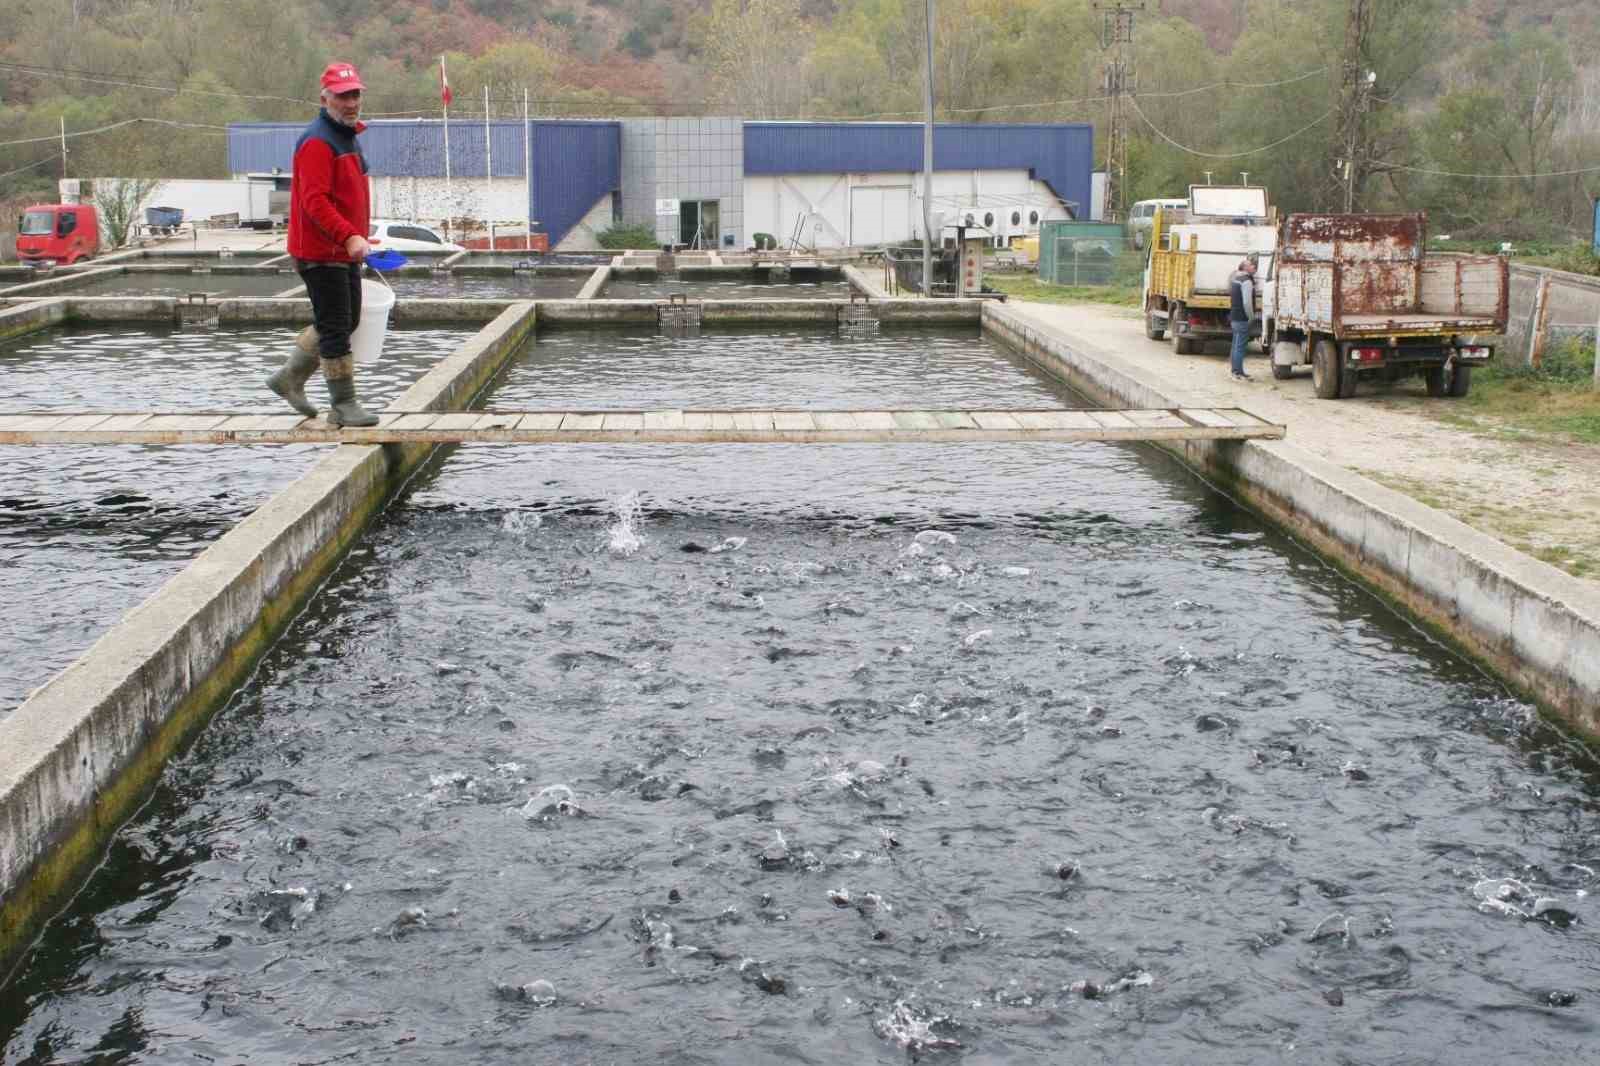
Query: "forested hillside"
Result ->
[[2, 0, 1597, 237]]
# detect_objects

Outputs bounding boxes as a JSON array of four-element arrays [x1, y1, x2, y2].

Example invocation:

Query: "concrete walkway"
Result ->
[[1004, 300, 1600, 586]]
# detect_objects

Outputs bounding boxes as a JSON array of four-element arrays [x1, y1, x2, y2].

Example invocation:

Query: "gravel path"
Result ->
[[1005, 300, 1600, 584]]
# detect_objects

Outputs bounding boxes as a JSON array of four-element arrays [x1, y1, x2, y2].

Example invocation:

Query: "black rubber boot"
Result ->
[[323, 355, 380, 428], [266, 326, 320, 417]]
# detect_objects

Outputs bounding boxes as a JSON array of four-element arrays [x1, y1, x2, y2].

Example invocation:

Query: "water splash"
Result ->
[[605, 491, 645, 556], [500, 509, 542, 543], [873, 1000, 963, 1052]]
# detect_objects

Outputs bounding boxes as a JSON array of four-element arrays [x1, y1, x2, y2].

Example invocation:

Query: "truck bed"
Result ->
[[1338, 311, 1504, 336], [1273, 255, 1507, 338]]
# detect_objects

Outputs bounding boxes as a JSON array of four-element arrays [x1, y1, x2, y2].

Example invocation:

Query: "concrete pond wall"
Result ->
[[982, 302, 1600, 743]]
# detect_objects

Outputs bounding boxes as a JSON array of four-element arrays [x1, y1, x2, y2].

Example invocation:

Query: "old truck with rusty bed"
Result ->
[[1262, 213, 1508, 399]]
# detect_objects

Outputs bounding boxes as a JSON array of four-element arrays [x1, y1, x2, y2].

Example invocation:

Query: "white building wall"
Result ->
[[78, 178, 260, 222], [553, 193, 617, 252], [741, 169, 1072, 249], [367, 176, 530, 231]]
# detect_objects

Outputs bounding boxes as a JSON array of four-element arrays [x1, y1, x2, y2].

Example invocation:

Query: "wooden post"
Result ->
[[1528, 274, 1551, 368]]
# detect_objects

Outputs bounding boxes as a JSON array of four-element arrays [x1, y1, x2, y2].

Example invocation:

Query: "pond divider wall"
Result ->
[[981, 302, 1600, 740], [576, 266, 610, 300], [0, 300, 67, 341], [0, 301, 537, 981]]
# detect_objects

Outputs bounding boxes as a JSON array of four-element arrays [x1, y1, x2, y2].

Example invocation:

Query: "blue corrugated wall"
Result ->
[[530, 121, 621, 251], [742, 122, 1094, 214], [227, 119, 620, 247]]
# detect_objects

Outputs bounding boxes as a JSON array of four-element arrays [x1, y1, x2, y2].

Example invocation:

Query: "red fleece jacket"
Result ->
[[287, 111, 370, 262]]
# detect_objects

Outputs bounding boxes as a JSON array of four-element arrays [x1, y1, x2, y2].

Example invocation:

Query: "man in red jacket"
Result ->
[[267, 61, 380, 427]]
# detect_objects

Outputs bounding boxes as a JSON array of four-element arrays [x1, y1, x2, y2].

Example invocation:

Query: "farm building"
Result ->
[[224, 117, 1094, 252]]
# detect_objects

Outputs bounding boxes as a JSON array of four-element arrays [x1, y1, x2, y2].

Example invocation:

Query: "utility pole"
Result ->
[[524, 87, 533, 253], [1335, 0, 1376, 212], [921, 0, 936, 297], [60, 116, 67, 181], [484, 84, 493, 249], [1094, 2, 1142, 222]]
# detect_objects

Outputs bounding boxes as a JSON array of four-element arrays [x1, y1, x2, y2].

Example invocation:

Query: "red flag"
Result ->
[[439, 57, 453, 108]]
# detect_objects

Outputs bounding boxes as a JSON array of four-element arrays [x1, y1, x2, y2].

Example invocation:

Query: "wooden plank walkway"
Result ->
[[0, 408, 1285, 445]]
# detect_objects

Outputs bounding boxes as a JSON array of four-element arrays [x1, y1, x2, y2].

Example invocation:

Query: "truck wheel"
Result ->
[[1424, 365, 1447, 396], [1145, 310, 1165, 341], [1338, 360, 1358, 399], [1271, 363, 1294, 380], [1169, 304, 1195, 354], [1312, 337, 1342, 399], [1447, 364, 1471, 398]]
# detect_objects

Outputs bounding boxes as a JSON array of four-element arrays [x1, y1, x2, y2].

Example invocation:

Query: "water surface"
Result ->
[[2, 329, 1596, 1064], [602, 272, 852, 300], [0, 324, 471, 711]]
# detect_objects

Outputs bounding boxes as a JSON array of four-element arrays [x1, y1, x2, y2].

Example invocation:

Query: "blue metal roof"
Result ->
[[227, 119, 620, 247], [742, 122, 1094, 212], [228, 119, 530, 177]]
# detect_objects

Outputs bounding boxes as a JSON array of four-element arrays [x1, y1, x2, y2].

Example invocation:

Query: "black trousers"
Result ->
[[297, 261, 362, 358]]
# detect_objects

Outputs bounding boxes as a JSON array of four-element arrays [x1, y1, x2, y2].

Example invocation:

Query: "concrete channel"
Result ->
[[3, 287, 1596, 983], [982, 301, 1600, 741]]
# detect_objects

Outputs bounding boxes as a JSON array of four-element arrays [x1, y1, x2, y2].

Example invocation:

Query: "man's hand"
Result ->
[[344, 234, 371, 259]]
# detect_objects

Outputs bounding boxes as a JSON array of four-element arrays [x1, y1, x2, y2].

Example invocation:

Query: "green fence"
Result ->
[[1037, 221, 1143, 287]]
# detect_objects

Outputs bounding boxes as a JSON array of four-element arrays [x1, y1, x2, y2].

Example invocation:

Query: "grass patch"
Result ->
[[1454, 340, 1600, 443], [986, 274, 1141, 308], [1425, 238, 1600, 278]]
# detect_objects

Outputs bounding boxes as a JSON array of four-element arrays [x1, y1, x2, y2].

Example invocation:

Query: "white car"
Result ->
[[368, 219, 463, 254]]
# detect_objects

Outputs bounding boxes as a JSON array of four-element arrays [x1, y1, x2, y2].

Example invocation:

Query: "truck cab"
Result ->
[[16, 204, 100, 265]]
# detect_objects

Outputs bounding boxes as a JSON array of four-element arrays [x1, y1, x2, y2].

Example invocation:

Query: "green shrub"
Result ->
[[596, 223, 659, 250], [752, 232, 778, 250], [1547, 243, 1600, 278], [1483, 337, 1596, 386]]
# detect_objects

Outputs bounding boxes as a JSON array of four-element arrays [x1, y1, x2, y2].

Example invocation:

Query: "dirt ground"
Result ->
[[1005, 300, 1600, 585]]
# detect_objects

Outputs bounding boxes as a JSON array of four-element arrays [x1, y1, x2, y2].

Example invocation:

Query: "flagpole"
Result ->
[[441, 57, 453, 244], [483, 84, 493, 249], [523, 87, 533, 253]]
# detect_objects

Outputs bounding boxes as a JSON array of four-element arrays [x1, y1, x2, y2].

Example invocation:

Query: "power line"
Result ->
[[1, 57, 1333, 124], [0, 153, 61, 181], [1128, 95, 1334, 159], [0, 118, 144, 147], [0, 61, 307, 106], [1384, 161, 1600, 179]]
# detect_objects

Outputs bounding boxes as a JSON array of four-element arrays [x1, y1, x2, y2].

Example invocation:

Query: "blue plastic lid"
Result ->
[[365, 249, 409, 271]]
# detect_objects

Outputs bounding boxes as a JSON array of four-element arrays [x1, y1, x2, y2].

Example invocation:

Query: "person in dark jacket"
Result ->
[[1227, 254, 1258, 381], [266, 61, 379, 427]]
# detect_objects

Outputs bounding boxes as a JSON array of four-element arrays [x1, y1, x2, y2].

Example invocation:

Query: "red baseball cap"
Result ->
[[320, 62, 365, 94]]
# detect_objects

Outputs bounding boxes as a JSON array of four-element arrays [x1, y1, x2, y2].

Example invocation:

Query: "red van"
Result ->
[[16, 204, 101, 265]]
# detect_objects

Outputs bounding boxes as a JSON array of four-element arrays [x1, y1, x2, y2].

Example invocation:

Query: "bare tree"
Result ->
[[704, 0, 815, 119], [93, 177, 164, 248]]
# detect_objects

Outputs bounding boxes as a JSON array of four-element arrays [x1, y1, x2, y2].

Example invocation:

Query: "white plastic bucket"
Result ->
[[349, 278, 395, 363]]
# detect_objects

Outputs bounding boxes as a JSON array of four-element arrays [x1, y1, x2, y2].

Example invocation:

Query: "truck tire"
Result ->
[[1271, 362, 1294, 380], [1447, 364, 1471, 398], [1170, 304, 1196, 355], [1145, 310, 1165, 340], [1424, 365, 1447, 396], [1312, 336, 1342, 399]]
